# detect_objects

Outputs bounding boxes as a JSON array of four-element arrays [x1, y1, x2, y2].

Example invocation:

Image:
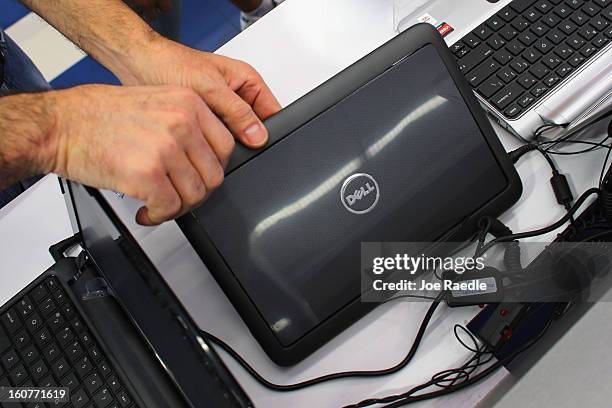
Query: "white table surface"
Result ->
[[0, 0, 608, 407]]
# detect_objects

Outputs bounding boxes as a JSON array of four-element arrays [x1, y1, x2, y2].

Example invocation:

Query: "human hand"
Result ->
[[125, 0, 172, 21], [46, 84, 234, 226], [120, 39, 282, 148]]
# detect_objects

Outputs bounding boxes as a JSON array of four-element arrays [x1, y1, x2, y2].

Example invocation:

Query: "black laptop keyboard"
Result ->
[[0, 276, 137, 408], [453, 0, 611, 120]]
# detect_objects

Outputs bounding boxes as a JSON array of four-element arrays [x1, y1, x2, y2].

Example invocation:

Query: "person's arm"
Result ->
[[20, 0, 281, 147], [1, 84, 234, 225], [0, 93, 57, 188]]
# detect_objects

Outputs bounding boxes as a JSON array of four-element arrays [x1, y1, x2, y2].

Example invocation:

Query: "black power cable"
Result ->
[[200, 294, 443, 391]]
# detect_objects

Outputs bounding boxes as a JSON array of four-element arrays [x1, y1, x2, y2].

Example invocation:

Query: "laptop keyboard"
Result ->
[[453, 0, 611, 121], [0, 276, 137, 408]]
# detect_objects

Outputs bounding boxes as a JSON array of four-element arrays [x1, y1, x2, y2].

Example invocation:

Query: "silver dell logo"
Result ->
[[340, 173, 380, 214]]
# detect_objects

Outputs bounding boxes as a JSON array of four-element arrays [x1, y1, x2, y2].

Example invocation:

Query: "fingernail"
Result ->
[[244, 123, 267, 146]]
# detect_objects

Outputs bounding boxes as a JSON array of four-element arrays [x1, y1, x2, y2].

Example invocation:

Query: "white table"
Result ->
[[0, 0, 608, 407]]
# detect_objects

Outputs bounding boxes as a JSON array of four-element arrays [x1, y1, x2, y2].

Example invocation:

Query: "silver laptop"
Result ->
[[397, 0, 611, 139]]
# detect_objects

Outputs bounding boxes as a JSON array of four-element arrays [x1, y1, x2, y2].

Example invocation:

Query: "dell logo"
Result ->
[[340, 173, 380, 214]]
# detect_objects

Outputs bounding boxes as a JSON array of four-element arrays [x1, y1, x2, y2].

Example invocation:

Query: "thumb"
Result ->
[[204, 88, 269, 148]]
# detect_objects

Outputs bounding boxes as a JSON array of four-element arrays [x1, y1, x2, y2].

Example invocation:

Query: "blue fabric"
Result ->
[[0, 29, 48, 210]]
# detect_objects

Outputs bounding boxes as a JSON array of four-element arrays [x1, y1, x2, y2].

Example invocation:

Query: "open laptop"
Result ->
[[0, 179, 252, 408], [398, 0, 611, 138]]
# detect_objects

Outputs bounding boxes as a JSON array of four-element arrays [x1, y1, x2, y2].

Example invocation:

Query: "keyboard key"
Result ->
[[491, 83, 524, 110], [579, 25, 599, 39], [85, 372, 103, 394], [567, 34, 587, 49], [504, 104, 523, 118], [451, 42, 464, 54], [518, 31, 538, 46], [479, 78, 505, 98], [531, 21, 549, 35], [512, 16, 531, 31], [580, 43, 599, 57], [9, 363, 28, 384], [556, 63, 573, 77], [498, 66, 518, 82], [66, 341, 84, 363], [531, 83, 549, 97], [31, 285, 48, 303], [499, 8, 518, 22], [536, 0, 555, 12], [463, 33, 481, 48], [568, 53, 586, 66], [565, 0, 582, 9], [20, 344, 39, 365], [500, 25, 520, 40], [523, 47, 543, 62], [543, 13, 562, 27], [534, 37, 554, 52], [108, 375, 121, 393], [46, 277, 60, 292], [554, 43, 575, 57], [486, 15, 505, 31], [33, 328, 52, 348], [494, 49, 514, 64], [593, 0, 609, 7], [80, 332, 93, 348], [98, 360, 112, 377], [546, 29, 565, 43], [590, 15, 610, 30], [39, 375, 57, 388], [543, 73, 561, 87], [52, 290, 67, 306], [554, 4, 573, 17], [582, 4, 601, 17], [61, 304, 75, 321], [56, 327, 74, 347], [571, 11, 589, 25], [456, 47, 469, 58], [61, 371, 80, 390], [518, 94, 536, 108], [88, 345, 103, 362], [94, 387, 114, 408], [71, 318, 85, 334], [459, 43, 495, 72], [529, 62, 550, 78], [507, 39, 526, 55], [542, 54, 562, 69], [2, 349, 20, 370], [42, 343, 61, 363], [0, 327, 10, 354], [592, 32, 609, 46], [16, 297, 34, 318], [560, 21, 578, 34], [525, 8, 542, 22], [31, 359, 48, 381], [1, 310, 22, 334], [14, 331, 31, 349], [474, 24, 493, 40], [48, 312, 65, 333], [39, 298, 56, 318], [25, 314, 43, 334], [487, 34, 507, 49], [510, 58, 530, 73], [116, 390, 132, 408], [76, 356, 93, 378], [51, 357, 70, 379], [71, 388, 90, 408], [511, 0, 538, 13], [518, 72, 539, 88]]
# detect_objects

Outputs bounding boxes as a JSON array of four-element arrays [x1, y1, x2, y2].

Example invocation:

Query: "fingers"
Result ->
[[192, 100, 235, 168], [204, 86, 269, 148], [234, 71, 282, 121], [136, 174, 181, 226]]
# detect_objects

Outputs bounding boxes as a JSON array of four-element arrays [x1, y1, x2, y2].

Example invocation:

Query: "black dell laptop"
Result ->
[[177, 23, 522, 366], [0, 179, 252, 407]]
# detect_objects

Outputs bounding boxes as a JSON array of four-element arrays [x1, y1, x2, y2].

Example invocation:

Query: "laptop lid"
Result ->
[[64, 180, 252, 408], [177, 24, 522, 365]]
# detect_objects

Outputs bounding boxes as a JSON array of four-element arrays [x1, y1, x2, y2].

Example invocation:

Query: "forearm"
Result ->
[[0, 93, 58, 189], [20, 0, 161, 84]]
